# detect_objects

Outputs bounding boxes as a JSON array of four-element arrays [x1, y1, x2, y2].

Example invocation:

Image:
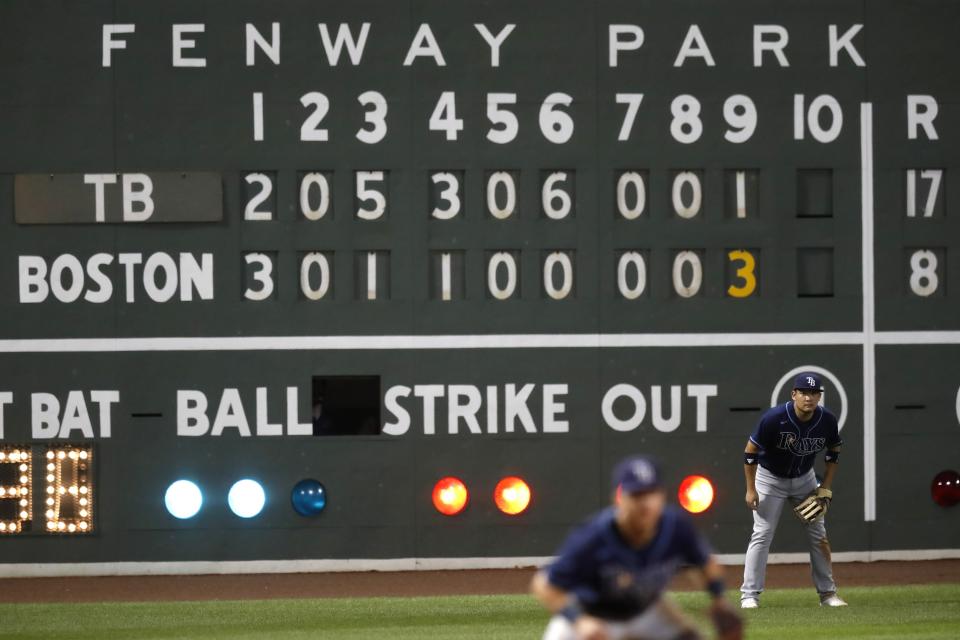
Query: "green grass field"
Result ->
[[2, 584, 958, 640]]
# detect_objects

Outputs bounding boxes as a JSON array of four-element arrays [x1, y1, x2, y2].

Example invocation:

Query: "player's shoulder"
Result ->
[[818, 404, 839, 422], [564, 507, 616, 546], [810, 404, 839, 431], [758, 403, 788, 424], [662, 504, 696, 532], [655, 506, 705, 550]]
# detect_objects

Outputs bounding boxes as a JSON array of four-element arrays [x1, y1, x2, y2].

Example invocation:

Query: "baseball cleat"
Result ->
[[819, 594, 848, 607], [740, 598, 759, 609]]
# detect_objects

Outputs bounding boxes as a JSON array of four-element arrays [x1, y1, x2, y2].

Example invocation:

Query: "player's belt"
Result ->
[[760, 463, 808, 479]]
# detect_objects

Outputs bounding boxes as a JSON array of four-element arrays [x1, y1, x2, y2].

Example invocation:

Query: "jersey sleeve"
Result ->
[[546, 523, 596, 592], [825, 413, 843, 448], [748, 413, 768, 449]]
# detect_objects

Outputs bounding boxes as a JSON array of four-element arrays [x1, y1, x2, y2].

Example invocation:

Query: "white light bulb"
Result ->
[[164, 480, 203, 519], [228, 479, 266, 518]]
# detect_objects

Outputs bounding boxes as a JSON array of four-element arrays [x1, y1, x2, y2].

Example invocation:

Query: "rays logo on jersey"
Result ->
[[599, 563, 673, 610], [777, 432, 826, 455]]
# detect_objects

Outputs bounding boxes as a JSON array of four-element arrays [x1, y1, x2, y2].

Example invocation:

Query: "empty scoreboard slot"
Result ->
[[130, 412, 163, 418], [729, 407, 762, 412], [312, 375, 381, 436], [796, 169, 833, 217], [894, 404, 926, 410], [796, 248, 835, 297]]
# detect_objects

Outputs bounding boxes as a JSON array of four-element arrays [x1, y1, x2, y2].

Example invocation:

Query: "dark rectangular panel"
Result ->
[[15, 173, 223, 224]]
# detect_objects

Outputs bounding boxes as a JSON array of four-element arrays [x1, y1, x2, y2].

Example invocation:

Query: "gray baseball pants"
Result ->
[[741, 466, 838, 601], [542, 597, 698, 640]]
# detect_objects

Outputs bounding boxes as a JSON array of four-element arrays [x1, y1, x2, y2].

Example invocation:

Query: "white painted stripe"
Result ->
[[0, 558, 551, 578], [861, 103, 877, 522], [2, 331, 959, 354], [0, 332, 876, 354], [874, 331, 960, 345], [596, 333, 865, 347], [715, 548, 960, 565], [2, 549, 958, 578]]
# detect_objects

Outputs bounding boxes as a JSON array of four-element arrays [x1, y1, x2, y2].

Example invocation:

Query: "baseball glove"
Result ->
[[794, 487, 832, 523], [710, 601, 744, 640]]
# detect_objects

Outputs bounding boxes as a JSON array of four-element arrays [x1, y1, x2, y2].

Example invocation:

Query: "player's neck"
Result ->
[[614, 515, 657, 548], [791, 402, 815, 422]]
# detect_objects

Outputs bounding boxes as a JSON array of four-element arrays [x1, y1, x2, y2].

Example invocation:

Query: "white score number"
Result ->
[[251, 92, 860, 146]]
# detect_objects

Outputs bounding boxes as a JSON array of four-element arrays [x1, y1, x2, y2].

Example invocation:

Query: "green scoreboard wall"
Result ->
[[0, 0, 958, 570]]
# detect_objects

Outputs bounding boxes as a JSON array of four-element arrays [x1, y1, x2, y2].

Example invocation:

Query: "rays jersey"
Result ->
[[749, 402, 842, 478], [546, 506, 711, 620]]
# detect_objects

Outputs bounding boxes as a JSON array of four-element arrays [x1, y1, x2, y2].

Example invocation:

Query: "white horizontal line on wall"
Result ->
[[8, 330, 956, 354], [873, 331, 960, 345], [3, 549, 959, 578]]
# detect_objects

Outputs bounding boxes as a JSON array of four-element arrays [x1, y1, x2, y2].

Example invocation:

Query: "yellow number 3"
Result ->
[[727, 250, 756, 298]]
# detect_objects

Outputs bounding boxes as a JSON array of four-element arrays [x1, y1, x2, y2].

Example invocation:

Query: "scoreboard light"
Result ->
[[0, 447, 32, 534], [164, 480, 203, 519], [291, 478, 327, 517], [432, 477, 468, 516], [931, 470, 960, 507], [678, 475, 715, 514], [44, 446, 93, 533], [494, 477, 531, 515], [228, 479, 266, 518]]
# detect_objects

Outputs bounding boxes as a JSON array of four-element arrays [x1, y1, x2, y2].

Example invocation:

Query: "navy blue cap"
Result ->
[[613, 456, 662, 494], [793, 373, 824, 392]]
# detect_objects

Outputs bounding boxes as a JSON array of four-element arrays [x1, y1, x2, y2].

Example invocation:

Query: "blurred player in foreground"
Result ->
[[531, 455, 742, 640]]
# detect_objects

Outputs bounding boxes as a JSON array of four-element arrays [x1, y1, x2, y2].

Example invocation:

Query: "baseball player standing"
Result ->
[[740, 372, 847, 608], [532, 455, 743, 640]]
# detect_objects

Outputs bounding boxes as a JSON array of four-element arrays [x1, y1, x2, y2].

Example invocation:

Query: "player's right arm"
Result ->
[[530, 569, 568, 611], [744, 440, 760, 509]]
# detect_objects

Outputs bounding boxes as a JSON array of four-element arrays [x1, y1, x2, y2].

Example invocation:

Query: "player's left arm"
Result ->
[[819, 416, 843, 495], [820, 445, 841, 492], [678, 515, 742, 637], [699, 556, 744, 640]]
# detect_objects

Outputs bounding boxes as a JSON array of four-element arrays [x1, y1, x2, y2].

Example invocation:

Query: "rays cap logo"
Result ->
[[792, 372, 824, 393], [613, 455, 662, 494]]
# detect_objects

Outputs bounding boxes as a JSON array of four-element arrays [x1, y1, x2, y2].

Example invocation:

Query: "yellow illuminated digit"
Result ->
[[727, 250, 757, 298]]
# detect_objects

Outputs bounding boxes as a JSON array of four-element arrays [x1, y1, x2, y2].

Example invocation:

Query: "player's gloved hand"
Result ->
[[745, 489, 759, 510], [793, 488, 832, 523], [710, 599, 744, 640], [573, 615, 609, 640]]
